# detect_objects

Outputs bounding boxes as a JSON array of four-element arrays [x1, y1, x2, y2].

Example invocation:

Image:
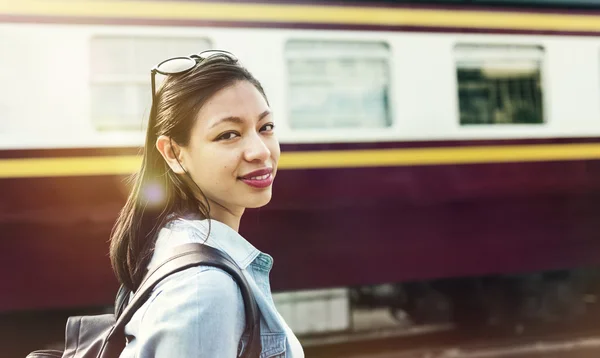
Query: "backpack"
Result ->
[[26, 243, 262, 358]]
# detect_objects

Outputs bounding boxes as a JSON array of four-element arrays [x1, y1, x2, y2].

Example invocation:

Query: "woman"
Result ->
[[109, 50, 304, 357]]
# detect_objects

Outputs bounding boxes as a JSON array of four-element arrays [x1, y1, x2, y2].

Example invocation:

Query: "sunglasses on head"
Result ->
[[150, 49, 237, 104]]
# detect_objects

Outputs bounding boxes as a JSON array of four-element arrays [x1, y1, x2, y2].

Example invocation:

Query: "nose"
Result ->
[[243, 132, 271, 163]]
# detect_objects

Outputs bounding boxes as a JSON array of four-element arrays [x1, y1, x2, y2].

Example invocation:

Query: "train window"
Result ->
[[90, 36, 211, 131], [285, 40, 391, 129], [455, 44, 544, 125]]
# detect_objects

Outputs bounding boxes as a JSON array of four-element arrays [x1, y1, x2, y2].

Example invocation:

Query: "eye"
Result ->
[[261, 123, 275, 132], [216, 131, 240, 141]]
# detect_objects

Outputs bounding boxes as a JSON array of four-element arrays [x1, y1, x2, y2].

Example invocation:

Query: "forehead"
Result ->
[[196, 80, 269, 127]]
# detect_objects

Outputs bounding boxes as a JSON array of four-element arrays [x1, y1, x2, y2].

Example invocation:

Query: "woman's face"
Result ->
[[179, 80, 280, 217]]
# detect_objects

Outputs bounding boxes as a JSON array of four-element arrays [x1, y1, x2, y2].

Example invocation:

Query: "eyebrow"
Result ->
[[210, 110, 272, 129]]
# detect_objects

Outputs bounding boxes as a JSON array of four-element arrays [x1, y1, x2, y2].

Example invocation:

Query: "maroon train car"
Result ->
[[2, 0, 600, 331]]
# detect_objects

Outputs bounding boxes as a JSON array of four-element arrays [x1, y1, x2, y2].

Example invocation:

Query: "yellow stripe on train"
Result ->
[[2, 0, 600, 33], [2, 143, 600, 178]]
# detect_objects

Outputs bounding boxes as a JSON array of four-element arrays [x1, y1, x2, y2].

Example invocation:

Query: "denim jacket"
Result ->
[[119, 218, 304, 358]]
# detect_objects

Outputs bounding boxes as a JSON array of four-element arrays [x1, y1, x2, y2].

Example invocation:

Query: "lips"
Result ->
[[240, 168, 273, 180], [239, 168, 274, 189]]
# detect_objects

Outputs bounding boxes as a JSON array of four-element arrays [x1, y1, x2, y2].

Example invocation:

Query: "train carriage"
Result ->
[[3, 0, 600, 336]]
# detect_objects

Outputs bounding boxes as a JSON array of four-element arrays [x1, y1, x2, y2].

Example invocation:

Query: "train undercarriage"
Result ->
[[350, 268, 600, 332], [272, 267, 600, 344]]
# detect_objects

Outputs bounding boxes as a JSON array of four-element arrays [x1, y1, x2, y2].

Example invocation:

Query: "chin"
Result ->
[[244, 191, 273, 209]]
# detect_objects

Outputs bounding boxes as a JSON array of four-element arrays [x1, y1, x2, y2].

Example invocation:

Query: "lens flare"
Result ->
[[141, 180, 166, 208]]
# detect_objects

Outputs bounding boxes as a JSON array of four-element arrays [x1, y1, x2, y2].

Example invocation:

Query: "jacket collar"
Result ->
[[152, 217, 260, 271]]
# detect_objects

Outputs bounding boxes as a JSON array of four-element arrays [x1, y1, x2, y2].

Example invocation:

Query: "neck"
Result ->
[[208, 206, 244, 232]]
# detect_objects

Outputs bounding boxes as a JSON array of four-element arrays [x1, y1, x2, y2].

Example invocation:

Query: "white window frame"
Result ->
[[454, 43, 546, 126], [90, 35, 212, 131], [284, 39, 393, 134]]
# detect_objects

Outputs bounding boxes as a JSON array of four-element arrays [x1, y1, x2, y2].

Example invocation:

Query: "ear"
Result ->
[[156, 135, 186, 174]]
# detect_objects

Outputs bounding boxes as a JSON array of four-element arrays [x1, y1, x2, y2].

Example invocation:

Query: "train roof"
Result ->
[[318, 0, 600, 7], [163, 0, 600, 10]]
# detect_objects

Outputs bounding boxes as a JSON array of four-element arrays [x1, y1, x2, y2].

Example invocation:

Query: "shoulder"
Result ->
[[148, 265, 243, 317], [131, 266, 247, 356]]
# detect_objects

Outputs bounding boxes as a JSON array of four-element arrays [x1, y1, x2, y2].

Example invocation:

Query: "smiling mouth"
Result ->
[[238, 172, 274, 189], [240, 167, 273, 179], [246, 173, 270, 180]]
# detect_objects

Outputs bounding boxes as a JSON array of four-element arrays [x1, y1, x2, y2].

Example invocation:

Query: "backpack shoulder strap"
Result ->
[[114, 285, 129, 320], [103, 243, 261, 358]]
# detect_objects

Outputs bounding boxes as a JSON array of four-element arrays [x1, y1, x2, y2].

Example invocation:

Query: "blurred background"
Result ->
[[2, 0, 600, 357]]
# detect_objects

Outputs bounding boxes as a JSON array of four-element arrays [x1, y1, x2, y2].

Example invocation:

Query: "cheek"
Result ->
[[184, 151, 213, 181], [216, 154, 241, 178]]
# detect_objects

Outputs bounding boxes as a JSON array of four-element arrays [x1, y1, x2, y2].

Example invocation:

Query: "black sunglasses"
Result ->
[[150, 49, 237, 104]]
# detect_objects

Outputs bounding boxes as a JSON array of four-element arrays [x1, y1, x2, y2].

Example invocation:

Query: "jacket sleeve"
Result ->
[[134, 266, 246, 358]]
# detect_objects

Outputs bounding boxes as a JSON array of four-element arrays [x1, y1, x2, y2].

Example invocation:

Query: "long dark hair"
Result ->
[[110, 53, 268, 290]]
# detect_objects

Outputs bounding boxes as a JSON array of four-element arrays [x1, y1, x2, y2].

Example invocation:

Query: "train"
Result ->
[[3, 0, 600, 336]]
